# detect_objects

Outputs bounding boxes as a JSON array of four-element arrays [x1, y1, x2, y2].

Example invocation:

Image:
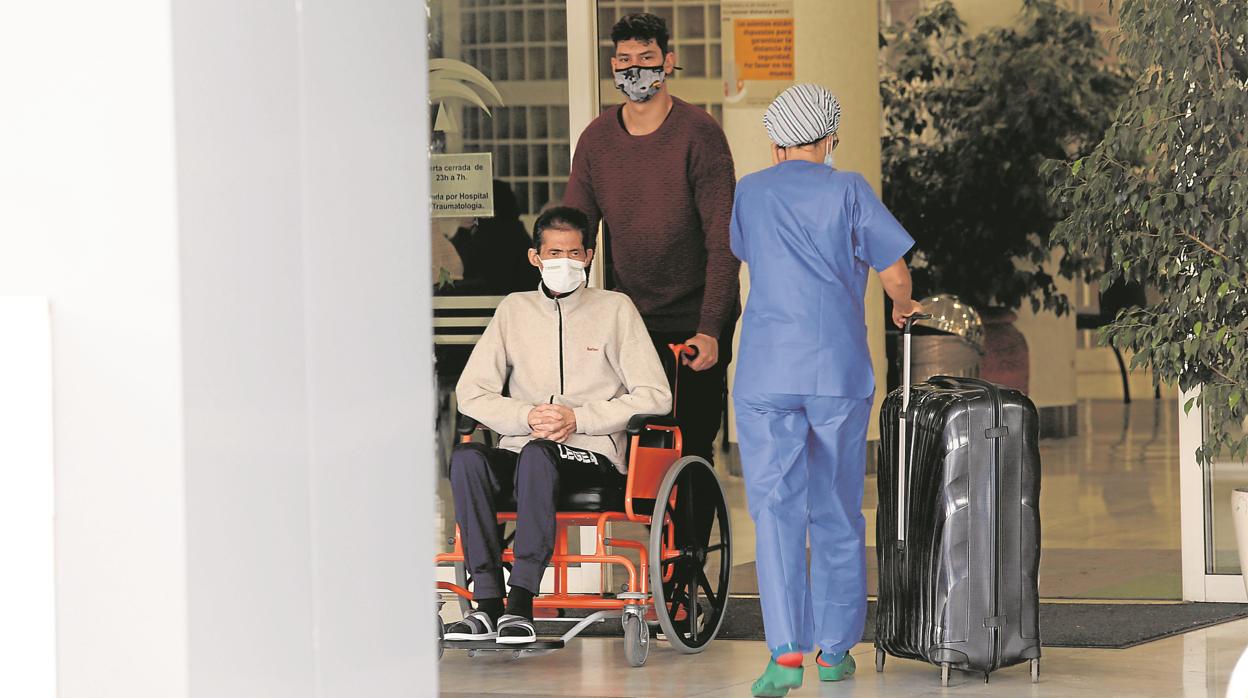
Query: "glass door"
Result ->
[[430, 0, 603, 593], [1180, 386, 1248, 601]]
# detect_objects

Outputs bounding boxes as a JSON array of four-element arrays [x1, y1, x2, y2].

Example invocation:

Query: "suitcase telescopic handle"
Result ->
[[897, 313, 931, 545]]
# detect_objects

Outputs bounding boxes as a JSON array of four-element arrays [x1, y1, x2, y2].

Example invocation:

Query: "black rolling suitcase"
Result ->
[[874, 315, 1042, 686]]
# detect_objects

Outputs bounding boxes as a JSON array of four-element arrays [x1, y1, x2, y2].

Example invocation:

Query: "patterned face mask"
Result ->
[[613, 64, 667, 103]]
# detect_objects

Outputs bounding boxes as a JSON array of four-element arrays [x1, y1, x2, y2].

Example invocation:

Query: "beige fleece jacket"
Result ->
[[455, 285, 673, 472]]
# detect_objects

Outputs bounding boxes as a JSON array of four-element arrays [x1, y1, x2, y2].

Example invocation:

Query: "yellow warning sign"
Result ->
[[734, 18, 794, 81], [722, 0, 794, 108]]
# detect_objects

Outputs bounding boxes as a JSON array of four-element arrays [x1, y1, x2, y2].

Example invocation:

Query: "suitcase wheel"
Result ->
[[875, 648, 885, 673], [1031, 658, 1040, 683], [940, 663, 950, 688]]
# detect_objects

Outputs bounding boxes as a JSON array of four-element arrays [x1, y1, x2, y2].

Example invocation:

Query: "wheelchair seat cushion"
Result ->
[[496, 478, 626, 512], [494, 440, 627, 513], [564, 480, 626, 512]]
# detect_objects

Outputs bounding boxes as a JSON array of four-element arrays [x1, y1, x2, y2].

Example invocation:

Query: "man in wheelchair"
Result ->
[[444, 206, 672, 645]]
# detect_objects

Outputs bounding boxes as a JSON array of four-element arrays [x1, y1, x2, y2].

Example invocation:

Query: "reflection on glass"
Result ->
[[431, 0, 574, 229], [1205, 391, 1248, 575], [429, 0, 575, 496], [446, 181, 540, 297]]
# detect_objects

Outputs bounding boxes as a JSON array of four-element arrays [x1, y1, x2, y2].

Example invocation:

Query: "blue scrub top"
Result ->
[[730, 161, 915, 398]]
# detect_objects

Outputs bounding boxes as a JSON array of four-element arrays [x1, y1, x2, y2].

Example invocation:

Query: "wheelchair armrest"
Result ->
[[456, 413, 480, 435], [626, 414, 679, 435]]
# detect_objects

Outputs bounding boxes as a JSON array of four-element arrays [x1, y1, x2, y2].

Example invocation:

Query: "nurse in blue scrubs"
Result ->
[[731, 84, 923, 697]]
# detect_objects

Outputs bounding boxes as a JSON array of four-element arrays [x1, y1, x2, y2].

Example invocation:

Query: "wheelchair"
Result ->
[[436, 344, 733, 666]]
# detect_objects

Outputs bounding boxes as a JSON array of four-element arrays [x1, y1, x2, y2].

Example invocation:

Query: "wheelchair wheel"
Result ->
[[623, 614, 650, 667], [647, 456, 732, 654]]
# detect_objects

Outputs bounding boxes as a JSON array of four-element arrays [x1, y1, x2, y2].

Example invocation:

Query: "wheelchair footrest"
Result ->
[[442, 639, 564, 651]]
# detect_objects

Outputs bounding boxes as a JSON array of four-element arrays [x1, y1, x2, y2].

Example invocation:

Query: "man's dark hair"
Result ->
[[532, 206, 594, 251], [611, 13, 670, 56]]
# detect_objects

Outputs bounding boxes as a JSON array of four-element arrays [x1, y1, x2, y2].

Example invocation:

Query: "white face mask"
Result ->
[[540, 258, 586, 294], [824, 139, 835, 168]]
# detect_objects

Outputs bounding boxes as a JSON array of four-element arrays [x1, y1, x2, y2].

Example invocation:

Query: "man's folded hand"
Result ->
[[528, 404, 577, 442]]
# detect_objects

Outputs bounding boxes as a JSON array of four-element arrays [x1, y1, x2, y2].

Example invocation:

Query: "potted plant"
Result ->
[[880, 0, 1129, 390], [1045, 0, 1247, 585]]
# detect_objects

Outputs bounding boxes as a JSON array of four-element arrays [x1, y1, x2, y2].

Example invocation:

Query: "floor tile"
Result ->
[[440, 616, 1248, 696]]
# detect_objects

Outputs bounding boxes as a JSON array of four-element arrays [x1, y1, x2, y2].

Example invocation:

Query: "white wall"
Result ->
[[1015, 272, 1079, 409], [0, 300, 58, 697], [0, 4, 191, 695], [171, 1, 316, 694], [796, 0, 890, 439], [298, 1, 432, 693], [0, 1, 433, 696], [172, 0, 433, 694]]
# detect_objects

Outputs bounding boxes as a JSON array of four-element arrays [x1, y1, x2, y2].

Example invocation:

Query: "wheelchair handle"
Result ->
[[664, 343, 698, 419], [667, 343, 698, 362], [455, 413, 480, 435]]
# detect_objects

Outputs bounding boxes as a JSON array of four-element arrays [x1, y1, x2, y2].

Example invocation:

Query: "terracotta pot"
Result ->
[[904, 334, 982, 384], [980, 309, 1029, 393]]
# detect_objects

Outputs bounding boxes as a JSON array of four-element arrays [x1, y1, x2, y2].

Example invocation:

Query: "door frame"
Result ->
[[565, 0, 605, 593], [1180, 385, 1247, 601]]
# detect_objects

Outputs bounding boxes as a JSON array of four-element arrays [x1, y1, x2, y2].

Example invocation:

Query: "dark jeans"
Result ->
[[449, 439, 622, 599], [649, 322, 735, 466]]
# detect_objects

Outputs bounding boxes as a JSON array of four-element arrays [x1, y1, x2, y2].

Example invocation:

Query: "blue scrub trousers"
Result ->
[[734, 392, 873, 656]]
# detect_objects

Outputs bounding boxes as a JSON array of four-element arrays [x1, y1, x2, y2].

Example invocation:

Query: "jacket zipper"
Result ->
[[555, 297, 565, 395]]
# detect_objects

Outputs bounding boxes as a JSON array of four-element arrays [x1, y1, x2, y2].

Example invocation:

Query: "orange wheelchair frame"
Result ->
[[436, 345, 732, 666]]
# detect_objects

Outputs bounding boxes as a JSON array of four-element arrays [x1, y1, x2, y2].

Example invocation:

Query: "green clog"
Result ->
[[751, 658, 804, 697], [816, 650, 856, 682]]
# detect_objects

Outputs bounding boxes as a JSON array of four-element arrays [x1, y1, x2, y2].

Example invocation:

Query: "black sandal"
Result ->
[[444, 611, 498, 641], [495, 614, 537, 645]]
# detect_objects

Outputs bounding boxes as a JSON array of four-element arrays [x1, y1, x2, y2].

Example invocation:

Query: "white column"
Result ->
[[298, 1, 432, 692], [171, 3, 315, 693], [724, 0, 887, 442], [567, 1, 605, 294], [1, 1, 433, 696], [0, 4, 190, 695], [1014, 266, 1079, 413], [172, 0, 432, 695], [1180, 387, 1208, 601], [796, 0, 888, 440], [0, 299, 57, 697]]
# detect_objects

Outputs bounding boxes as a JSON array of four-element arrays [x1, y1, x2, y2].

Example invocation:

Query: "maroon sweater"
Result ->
[[563, 98, 740, 338]]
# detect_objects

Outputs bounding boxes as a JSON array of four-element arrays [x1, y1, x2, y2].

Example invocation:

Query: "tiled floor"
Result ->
[[436, 397, 1238, 695], [439, 615, 1248, 696]]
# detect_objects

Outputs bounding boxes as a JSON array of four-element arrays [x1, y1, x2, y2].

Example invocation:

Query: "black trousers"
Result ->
[[449, 440, 622, 599], [649, 322, 735, 466]]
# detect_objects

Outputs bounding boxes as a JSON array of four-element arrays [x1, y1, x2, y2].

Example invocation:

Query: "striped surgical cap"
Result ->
[[763, 84, 842, 147]]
